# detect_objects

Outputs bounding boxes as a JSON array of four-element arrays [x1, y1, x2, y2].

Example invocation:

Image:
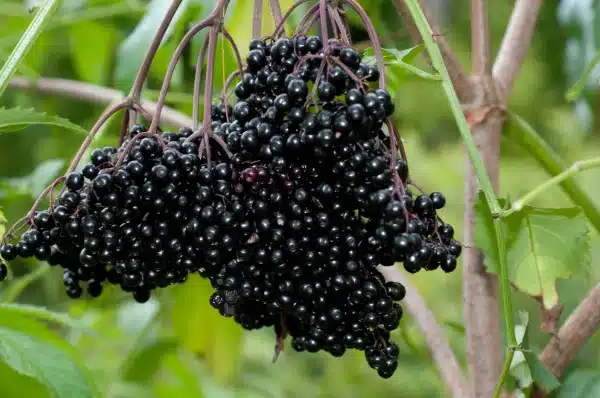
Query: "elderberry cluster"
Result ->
[[0, 36, 462, 380]]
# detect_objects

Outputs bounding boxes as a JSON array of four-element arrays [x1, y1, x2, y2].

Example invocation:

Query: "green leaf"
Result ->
[[68, 22, 116, 84], [510, 311, 560, 393], [0, 326, 94, 398], [566, 48, 600, 102], [557, 370, 600, 398], [0, 107, 88, 135], [475, 198, 590, 309], [115, 0, 188, 91], [122, 339, 178, 383], [523, 352, 560, 392], [1, 159, 64, 199], [170, 274, 243, 382], [0, 303, 89, 333], [363, 45, 441, 85]]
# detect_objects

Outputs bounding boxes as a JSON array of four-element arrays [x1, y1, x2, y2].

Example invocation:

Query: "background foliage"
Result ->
[[1, 0, 600, 397]]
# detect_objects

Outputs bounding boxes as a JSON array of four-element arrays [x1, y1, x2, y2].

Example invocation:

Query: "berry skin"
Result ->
[[65, 172, 84, 191]]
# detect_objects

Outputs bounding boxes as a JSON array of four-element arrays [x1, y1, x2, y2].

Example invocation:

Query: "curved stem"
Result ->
[[193, 35, 210, 130], [504, 157, 600, 217], [129, 0, 184, 102], [148, 0, 230, 132], [66, 101, 129, 174], [221, 28, 245, 80], [342, 0, 386, 89], [295, 5, 319, 36], [148, 20, 214, 132], [273, 0, 311, 38]]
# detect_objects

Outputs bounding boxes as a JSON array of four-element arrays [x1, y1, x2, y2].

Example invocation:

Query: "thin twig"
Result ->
[[493, 0, 543, 101], [129, 0, 184, 102], [377, 266, 469, 398], [8, 76, 194, 128], [253, 0, 263, 39], [193, 35, 210, 130], [392, 0, 472, 102], [269, 0, 284, 31]]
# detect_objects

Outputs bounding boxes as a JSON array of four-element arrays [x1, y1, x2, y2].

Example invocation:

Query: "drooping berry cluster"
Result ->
[[0, 36, 461, 379]]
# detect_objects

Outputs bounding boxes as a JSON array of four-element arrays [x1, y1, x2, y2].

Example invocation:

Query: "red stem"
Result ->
[[201, 25, 220, 129]]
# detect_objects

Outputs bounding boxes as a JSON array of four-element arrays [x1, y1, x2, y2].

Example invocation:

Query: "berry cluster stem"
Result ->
[[193, 35, 210, 131]]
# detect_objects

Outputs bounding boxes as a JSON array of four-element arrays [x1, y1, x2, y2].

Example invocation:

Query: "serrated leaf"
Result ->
[[475, 195, 590, 308], [122, 339, 178, 383], [170, 274, 243, 382], [0, 326, 94, 398], [0, 107, 88, 135], [115, 0, 189, 91], [557, 370, 600, 398], [68, 22, 116, 84]]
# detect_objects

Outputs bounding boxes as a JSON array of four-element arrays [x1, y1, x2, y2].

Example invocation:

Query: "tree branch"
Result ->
[[8, 76, 193, 128], [541, 282, 600, 378], [470, 0, 492, 75], [378, 266, 469, 398], [465, 1, 504, 397], [392, 0, 473, 103], [493, 0, 543, 101]]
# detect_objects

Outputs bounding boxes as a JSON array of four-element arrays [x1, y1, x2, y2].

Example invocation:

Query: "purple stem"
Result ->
[[66, 101, 129, 174], [193, 35, 210, 130], [148, 0, 230, 133], [343, 0, 386, 89], [253, 0, 263, 39], [221, 28, 245, 79], [319, 0, 329, 46], [270, 0, 284, 30], [295, 4, 319, 36], [327, 5, 340, 40], [273, 0, 311, 38], [129, 0, 184, 103], [328, 5, 350, 46], [118, 109, 130, 146], [201, 25, 220, 129]]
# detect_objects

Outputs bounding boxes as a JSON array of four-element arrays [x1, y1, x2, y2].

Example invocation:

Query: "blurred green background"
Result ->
[[1, 0, 600, 397]]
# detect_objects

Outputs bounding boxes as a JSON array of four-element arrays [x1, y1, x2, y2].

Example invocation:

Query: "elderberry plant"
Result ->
[[0, 0, 462, 379]]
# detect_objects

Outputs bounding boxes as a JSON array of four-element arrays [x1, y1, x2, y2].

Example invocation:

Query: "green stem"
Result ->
[[0, 0, 60, 98], [403, 1, 517, 395], [504, 112, 600, 232], [492, 219, 517, 398], [566, 48, 600, 102], [402, 0, 501, 215], [504, 157, 600, 217], [2, 264, 51, 303], [493, 348, 516, 398]]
